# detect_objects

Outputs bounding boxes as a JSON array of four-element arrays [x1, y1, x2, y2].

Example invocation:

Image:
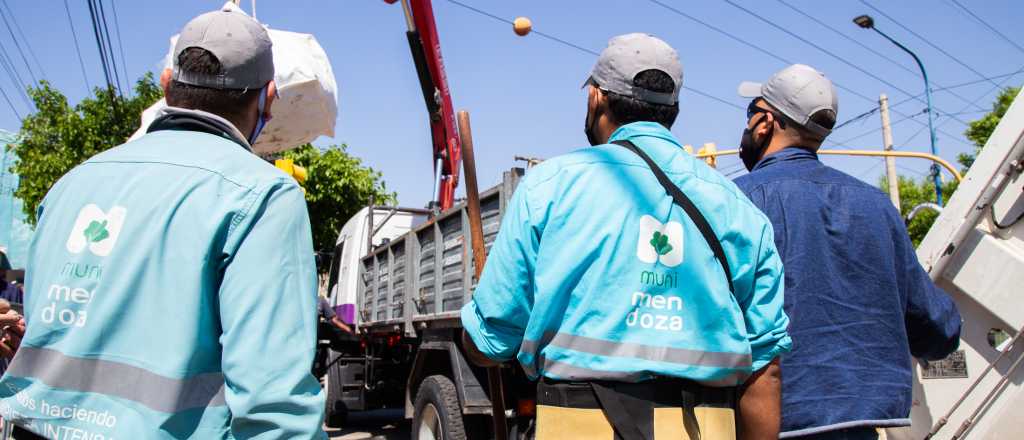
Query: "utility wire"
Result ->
[[109, 0, 129, 92], [444, 0, 743, 110], [0, 1, 36, 86], [774, 0, 983, 113], [859, 0, 1000, 89], [0, 81, 19, 121], [63, 0, 91, 91], [0, 0, 44, 82], [0, 37, 29, 108], [86, 0, 115, 94], [97, 0, 123, 94], [948, 0, 1024, 55], [723, 0, 969, 127], [645, 0, 973, 149]]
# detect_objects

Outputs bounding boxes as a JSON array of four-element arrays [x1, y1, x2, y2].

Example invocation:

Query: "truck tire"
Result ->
[[413, 375, 467, 440], [324, 359, 348, 428]]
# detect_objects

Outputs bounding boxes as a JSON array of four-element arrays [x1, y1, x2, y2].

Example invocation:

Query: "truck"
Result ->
[[885, 88, 1024, 440], [321, 168, 532, 439]]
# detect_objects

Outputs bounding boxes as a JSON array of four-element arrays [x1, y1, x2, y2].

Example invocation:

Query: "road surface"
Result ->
[[327, 409, 410, 440]]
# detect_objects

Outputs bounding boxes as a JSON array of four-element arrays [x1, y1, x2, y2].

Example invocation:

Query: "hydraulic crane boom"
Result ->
[[398, 0, 462, 211]]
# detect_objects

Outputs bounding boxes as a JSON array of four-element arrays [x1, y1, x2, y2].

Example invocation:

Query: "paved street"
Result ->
[[326, 409, 411, 440]]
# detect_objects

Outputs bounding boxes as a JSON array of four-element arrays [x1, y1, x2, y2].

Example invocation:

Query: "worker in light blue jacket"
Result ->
[[0, 8, 325, 439], [461, 34, 791, 440]]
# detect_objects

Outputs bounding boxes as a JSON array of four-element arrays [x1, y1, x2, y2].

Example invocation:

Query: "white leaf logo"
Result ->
[[66, 204, 127, 257], [637, 215, 684, 267]]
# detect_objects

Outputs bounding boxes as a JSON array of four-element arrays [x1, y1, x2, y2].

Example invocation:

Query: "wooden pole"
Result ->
[[457, 110, 508, 440], [880, 94, 901, 211]]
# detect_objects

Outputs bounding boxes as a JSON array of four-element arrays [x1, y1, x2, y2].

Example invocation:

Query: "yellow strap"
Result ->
[[537, 405, 736, 440]]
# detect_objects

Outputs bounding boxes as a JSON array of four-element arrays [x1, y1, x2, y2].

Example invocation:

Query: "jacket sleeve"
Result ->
[[894, 211, 962, 360], [461, 183, 538, 362], [741, 221, 792, 372], [218, 182, 326, 439]]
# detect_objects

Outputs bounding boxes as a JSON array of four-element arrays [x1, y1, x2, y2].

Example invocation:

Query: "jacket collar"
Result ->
[[147, 106, 253, 152], [607, 121, 680, 147], [752, 146, 818, 172]]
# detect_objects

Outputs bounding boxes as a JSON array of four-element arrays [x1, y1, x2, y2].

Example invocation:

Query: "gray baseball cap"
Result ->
[[172, 7, 273, 90], [584, 33, 683, 106], [738, 64, 838, 139]]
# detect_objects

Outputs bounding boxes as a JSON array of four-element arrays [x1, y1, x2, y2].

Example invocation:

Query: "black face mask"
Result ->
[[739, 118, 773, 171], [584, 102, 602, 146]]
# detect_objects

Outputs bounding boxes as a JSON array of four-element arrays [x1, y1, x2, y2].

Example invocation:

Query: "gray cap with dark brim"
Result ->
[[585, 33, 683, 106], [172, 6, 273, 90], [738, 64, 838, 139]]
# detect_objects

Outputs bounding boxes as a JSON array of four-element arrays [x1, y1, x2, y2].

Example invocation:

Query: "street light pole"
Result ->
[[854, 15, 944, 205]]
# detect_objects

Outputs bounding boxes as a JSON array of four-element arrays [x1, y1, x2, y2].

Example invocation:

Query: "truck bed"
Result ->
[[356, 169, 523, 334]]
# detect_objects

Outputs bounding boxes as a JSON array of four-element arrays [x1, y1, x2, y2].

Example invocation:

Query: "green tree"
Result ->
[[10, 76, 162, 224], [880, 176, 957, 247], [283, 144, 396, 262], [958, 86, 1020, 170]]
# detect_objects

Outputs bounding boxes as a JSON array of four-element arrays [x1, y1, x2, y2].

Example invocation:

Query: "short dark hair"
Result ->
[[164, 47, 261, 121], [604, 69, 680, 129]]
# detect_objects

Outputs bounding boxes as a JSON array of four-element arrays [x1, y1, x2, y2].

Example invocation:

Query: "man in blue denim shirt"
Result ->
[[733, 65, 961, 440]]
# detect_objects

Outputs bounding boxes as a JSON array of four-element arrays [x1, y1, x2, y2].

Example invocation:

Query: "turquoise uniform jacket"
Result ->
[[462, 122, 791, 386], [0, 109, 326, 439]]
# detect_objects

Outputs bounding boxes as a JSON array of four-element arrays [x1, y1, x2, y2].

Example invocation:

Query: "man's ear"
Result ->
[[160, 68, 172, 96], [753, 112, 774, 142]]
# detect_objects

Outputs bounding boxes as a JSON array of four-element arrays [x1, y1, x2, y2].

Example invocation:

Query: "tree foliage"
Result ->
[[10, 76, 162, 224], [958, 86, 1020, 170], [880, 176, 957, 247], [283, 144, 396, 261]]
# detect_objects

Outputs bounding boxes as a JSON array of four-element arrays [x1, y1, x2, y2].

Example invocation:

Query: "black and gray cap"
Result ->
[[738, 64, 838, 139], [585, 33, 683, 106], [172, 6, 274, 90]]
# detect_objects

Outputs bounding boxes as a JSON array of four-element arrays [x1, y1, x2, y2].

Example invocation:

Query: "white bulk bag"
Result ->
[[131, 2, 338, 155]]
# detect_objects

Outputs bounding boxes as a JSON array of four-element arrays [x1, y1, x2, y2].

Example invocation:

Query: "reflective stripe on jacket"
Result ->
[[461, 121, 791, 386], [0, 109, 326, 439]]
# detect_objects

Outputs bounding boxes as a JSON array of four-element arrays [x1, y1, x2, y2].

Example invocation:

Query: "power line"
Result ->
[[443, 0, 743, 110], [0, 81, 20, 121], [86, 0, 116, 94], [774, 0, 983, 113], [947, 0, 1024, 55], [859, 0, 1000, 88], [0, 1, 36, 86], [645, 0, 973, 149], [63, 0, 91, 91], [109, 0, 129, 92], [0, 0, 44, 82], [96, 0, 123, 93], [0, 37, 30, 108], [723, 0, 970, 127]]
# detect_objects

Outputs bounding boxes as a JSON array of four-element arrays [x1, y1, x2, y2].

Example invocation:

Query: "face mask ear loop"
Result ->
[[249, 85, 269, 145]]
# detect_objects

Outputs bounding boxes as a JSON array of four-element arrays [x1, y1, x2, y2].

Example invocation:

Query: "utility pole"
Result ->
[[880, 94, 901, 211]]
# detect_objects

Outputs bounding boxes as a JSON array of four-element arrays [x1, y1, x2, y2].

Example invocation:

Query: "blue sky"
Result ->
[[1, 0, 1021, 207]]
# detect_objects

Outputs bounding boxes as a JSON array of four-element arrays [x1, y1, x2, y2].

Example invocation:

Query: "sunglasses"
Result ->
[[746, 99, 787, 128]]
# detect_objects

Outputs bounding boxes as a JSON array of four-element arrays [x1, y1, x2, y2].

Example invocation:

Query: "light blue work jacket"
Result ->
[[462, 122, 791, 386], [0, 108, 326, 439]]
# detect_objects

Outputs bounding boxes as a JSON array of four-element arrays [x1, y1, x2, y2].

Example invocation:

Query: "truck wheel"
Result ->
[[324, 360, 348, 427], [414, 375, 467, 440]]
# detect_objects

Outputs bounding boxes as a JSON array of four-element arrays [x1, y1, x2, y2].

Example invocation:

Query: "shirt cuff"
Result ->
[[751, 334, 792, 372], [460, 301, 520, 362]]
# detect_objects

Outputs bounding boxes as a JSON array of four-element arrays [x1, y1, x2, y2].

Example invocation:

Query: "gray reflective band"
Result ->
[[7, 347, 226, 413], [524, 332, 751, 369]]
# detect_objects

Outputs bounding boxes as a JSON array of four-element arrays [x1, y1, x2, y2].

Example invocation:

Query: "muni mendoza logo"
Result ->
[[66, 204, 127, 257], [636, 215, 683, 267]]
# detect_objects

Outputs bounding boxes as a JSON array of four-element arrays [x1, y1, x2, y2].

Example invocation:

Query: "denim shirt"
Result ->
[[734, 147, 961, 437]]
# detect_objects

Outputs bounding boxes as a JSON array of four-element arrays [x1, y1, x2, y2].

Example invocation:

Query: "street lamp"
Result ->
[[854, 14, 944, 206]]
